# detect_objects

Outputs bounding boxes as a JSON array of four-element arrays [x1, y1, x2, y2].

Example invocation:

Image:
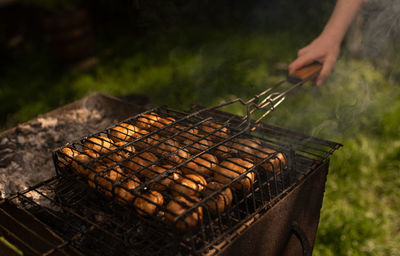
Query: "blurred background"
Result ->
[[0, 0, 399, 255]]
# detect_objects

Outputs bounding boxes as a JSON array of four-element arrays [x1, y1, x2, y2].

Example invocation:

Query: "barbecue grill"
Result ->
[[0, 64, 341, 256]]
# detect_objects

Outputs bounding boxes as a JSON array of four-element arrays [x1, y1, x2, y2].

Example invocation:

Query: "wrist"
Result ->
[[318, 29, 343, 47]]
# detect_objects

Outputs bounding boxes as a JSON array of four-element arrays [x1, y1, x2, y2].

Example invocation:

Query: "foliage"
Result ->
[[314, 135, 400, 255]]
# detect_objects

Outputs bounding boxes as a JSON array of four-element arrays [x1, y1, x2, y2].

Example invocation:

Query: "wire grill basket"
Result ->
[[50, 102, 340, 255]]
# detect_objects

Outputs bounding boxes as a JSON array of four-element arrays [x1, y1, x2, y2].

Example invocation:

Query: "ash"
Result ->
[[0, 108, 119, 198]]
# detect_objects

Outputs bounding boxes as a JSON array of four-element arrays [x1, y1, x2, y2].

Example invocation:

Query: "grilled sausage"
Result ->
[[58, 147, 79, 168], [159, 117, 176, 126], [181, 161, 201, 175], [71, 153, 97, 176], [148, 165, 183, 191], [136, 112, 163, 130], [204, 181, 233, 214], [104, 141, 135, 165], [212, 144, 235, 160], [171, 174, 207, 197], [83, 148, 101, 159], [116, 141, 136, 153], [124, 152, 158, 176], [194, 153, 218, 174], [114, 175, 141, 204], [140, 163, 179, 181], [154, 117, 181, 135], [88, 165, 124, 196], [230, 138, 260, 157], [133, 130, 159, 150], [108, 123, 141, 143], [150, 137, 190, 164], [140, 164, 167, 180], [213, 158, 255, 191], [183, 138, 211, 155], [134, 190, 164, 216], [182, 153, 218, 176], [83, 136, 113, 154], [200, 121, 229, 142], [254, 148, 286, 173], [174, 126, 200, 142], [165, 196, 203, 231], [90, 162, 109, 174], [232, 138, 286, 173]]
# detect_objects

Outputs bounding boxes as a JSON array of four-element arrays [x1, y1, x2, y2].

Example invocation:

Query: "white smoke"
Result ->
[[352, 0, 400, 61]]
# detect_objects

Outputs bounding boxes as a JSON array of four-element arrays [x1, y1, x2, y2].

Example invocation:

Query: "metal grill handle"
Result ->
[[239, 62, 322, 129], [291, 222, 312, 256]]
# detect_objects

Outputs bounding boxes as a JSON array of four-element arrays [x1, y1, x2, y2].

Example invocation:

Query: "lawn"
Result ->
[[1, 10, 399, 255]]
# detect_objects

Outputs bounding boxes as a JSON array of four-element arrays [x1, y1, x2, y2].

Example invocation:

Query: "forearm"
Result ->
[[289, 0, 365, 86], [321, 0, 365, 45]]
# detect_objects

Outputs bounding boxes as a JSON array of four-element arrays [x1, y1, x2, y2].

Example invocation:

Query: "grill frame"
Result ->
[[1, 94, 342, 256], [52, 105, 296, 253]]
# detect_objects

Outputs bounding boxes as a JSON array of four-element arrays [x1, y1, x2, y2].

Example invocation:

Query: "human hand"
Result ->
[[288, 34, 341, 86]]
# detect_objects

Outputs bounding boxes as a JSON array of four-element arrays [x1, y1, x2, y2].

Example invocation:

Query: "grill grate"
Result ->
[[2, 104, 341, 256]]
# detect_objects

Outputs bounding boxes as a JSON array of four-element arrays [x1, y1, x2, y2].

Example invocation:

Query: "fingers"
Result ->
[[316, 56, 336, 86], [289, 45, 312, 74], [288, 53, 316, 75], [290, 35, 341, 86], [297, 46, 309, 56]]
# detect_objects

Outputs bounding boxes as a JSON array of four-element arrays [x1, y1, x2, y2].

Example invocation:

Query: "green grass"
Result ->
[[0, 28, 298, 129], [315, 135, 400, 256], [1, 24, 399, 255]]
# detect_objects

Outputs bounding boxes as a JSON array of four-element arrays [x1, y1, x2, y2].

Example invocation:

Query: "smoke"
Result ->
[[350, 0, 400, 62], [285, 0, 400, 140]]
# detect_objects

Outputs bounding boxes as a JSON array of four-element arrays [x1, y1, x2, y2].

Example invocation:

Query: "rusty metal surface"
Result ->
[[0, 201, 83, 256], [218, 161, 329, 256]]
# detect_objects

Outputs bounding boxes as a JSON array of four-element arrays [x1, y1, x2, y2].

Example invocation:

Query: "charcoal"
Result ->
[[0, 107, 119, 197]]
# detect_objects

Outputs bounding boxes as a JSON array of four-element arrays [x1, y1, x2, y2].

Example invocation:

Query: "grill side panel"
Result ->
[[218, 161, 329, 256]]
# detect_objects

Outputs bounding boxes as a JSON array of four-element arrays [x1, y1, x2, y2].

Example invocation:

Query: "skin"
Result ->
[[289, 0, 365, 86]]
